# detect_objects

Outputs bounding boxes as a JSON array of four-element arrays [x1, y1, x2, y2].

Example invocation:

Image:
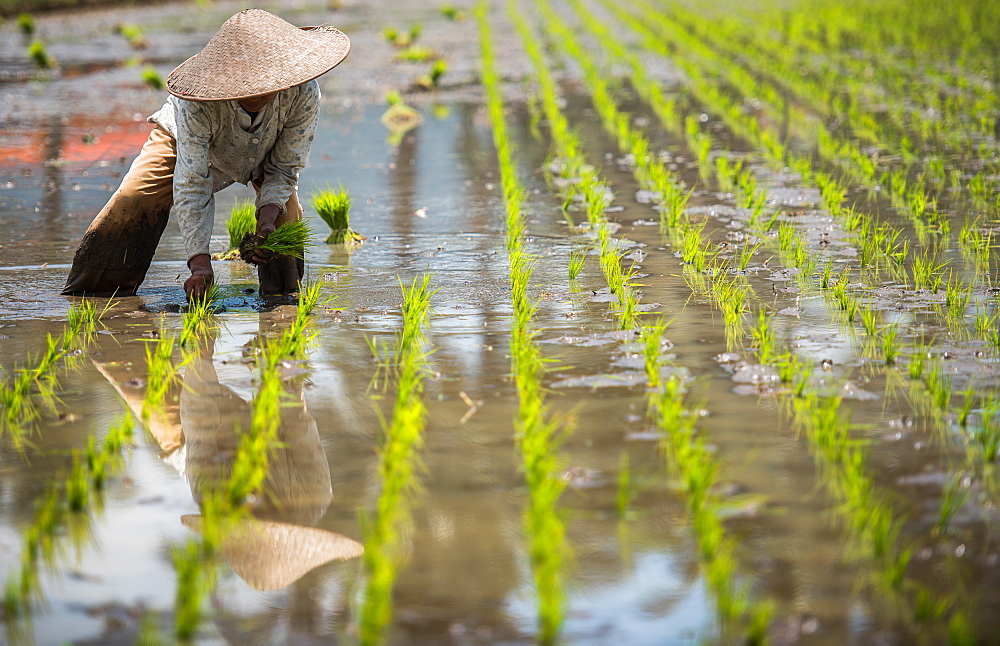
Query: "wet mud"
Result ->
[[2, 0, 1000, 644]]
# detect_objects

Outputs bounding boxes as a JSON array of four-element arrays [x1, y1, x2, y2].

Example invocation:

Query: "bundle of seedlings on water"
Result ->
[[414, 59, 447, 90], [383, 23, 422, 48], [396, 45, 436, 63], [141, 66, 164, 91], [28, 40, 56, 69], [113, 23, 149, 49], [312, 186, 365, 245], [18, 13, 36, 36], [440, 4, 466, 20], [381, 90, 422, 142], [238, 220, 313, 264]]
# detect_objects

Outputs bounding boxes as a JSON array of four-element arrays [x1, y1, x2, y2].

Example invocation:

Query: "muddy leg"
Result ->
[[62, 126, 176, 296], [256, 186, 305, 295]]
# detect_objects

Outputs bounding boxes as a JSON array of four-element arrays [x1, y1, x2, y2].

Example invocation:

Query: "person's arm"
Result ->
[[254, 80, 321, 231], [173, 99, 217, 298]]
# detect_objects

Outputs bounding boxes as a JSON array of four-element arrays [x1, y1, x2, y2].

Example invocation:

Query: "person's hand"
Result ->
[[253, 204, 281, 264], [184, 253, 215, 300]]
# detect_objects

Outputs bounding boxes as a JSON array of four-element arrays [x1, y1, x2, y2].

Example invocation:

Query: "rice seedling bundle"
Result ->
[[311, 186, 365, 245], [238, 220, 314, 264]]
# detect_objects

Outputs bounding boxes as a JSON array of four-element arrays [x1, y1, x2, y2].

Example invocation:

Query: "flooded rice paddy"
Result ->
[[1, 0, 999, 643]]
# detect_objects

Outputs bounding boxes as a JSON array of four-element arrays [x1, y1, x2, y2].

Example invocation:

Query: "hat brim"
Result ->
[[182, 514, 364, 591], [166, 11, 350, 101]]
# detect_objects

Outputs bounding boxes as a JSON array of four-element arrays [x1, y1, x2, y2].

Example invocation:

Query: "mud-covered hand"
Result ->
[[252, 204, 281, 264], [184, 253, 215, 300]]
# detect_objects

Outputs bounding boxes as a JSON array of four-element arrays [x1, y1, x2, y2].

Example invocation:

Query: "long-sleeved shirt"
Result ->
[[148, 80, 321, 260]]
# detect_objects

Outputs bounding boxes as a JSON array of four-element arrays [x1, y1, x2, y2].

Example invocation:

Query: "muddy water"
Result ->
[[2, 0, 1000, 644]]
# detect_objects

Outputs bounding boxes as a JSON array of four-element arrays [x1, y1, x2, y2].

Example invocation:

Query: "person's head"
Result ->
[[165, 9, 350, 103], [238, 91, 278, 113]]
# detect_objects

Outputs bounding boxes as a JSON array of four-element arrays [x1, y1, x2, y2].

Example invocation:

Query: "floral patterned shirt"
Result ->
[[148, 80, 320, 260]]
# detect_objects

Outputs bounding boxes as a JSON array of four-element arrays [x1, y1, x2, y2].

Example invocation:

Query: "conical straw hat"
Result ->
[[166, 9, 350, 101], [182, 514, 363, 591]]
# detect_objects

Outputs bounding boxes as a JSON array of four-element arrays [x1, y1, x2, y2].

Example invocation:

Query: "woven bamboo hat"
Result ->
[[166, 9, 350, 101]]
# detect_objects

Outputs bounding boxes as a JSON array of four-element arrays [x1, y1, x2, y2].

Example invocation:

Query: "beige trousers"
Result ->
[[62, 125, 303, 296]]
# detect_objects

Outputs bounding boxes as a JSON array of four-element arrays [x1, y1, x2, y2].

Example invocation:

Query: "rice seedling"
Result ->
[[568, 246, 588, 280], [114, 22, 149, 49], [383, 23, 422, 48], [395, 44, 436, 63], [936, 474, 968, 536], [179, 283, 221, 348], [713, 274, 749, 327], [141, 327, 179, 422], [660, 185, 693, 231], [944, 277, 972, 321], [881, 325, 901, 365], [415, 59, 448, 90], [27, 40, 55, 69], [440, 4, 467, 20], [17, 13, 35, 36], [859, 307, 879, 336], [908, 349, 926, 380], [311, 185, 365, 245], [922, 361, 951, 412], [359, 275, 433, 646], [172, 539, 213, 641], [975, 397, 1000, 461], [737, 237, 765, 271], [237, 219, 314, 264]]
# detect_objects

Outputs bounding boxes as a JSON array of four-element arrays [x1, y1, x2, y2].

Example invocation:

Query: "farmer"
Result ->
[[61, 9, 350, 298]]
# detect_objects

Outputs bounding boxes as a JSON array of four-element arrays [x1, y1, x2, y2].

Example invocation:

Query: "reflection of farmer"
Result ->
[[93, 328, 362, 592], [179, 343, 363, 591], [61, 10, 350, 299]]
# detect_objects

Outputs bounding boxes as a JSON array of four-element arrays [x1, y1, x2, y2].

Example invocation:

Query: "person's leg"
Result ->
[[256, 186, 305, 295], [61, 126, 176, 296]]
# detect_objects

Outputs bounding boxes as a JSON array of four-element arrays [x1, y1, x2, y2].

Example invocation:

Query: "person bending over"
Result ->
[[62, 9, 349, 299]]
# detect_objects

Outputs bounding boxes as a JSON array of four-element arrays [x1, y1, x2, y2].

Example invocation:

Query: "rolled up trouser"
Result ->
[[62, 125, 176, 296]]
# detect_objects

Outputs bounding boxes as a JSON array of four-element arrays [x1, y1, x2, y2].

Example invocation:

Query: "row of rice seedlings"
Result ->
[[169, 279, 328, 639], [780, 389, 974, 640], [733, 1, 998, 160], [532, 0, 718, 317], [531, 4, 789, 634], [665, 1, 987, 173], [614, 0, 917, 263], [357, 275, 433, 645], [657, 0, 1000, 287], [641, 323, 773, 641], [744, 303, 978, 633], [509, 0, 643, 329], [3, 415, 135, 627], [609, 0, 997, 353], [480, 5, 574, 640], [550, 0, 783, 280], [1, 299, 106, 445], [506, 0, 610, 234], [665, 0, 988, 228], [554, 3, 992, 638], [556, 3, 990, 630]]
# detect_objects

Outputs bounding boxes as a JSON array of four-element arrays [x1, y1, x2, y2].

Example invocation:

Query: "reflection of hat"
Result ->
[[182, 515, 362, 591], [166, 9, 350, 101]]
